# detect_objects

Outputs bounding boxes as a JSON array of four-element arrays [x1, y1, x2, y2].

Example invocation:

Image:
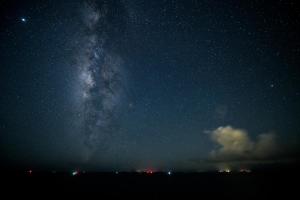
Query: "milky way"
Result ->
[[1, 0, 300, 171], [76, 2, 126, 159]]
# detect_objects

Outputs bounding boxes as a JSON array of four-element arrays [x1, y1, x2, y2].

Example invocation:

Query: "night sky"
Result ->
[[1, 0, 300, 171]]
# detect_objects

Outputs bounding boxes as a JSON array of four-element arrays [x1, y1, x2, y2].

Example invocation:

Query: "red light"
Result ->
[[146, 170, 153, 174]]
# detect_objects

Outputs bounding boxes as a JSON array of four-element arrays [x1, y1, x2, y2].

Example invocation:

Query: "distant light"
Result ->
[[167, 171, 172, 175], [27, 170, 32, 175], [218, 169, 231, 173], [146, 170, 153, 174], [115, 171, 119, 174], [72, 170, 78, 176], [239, 169, 251, 173], [21, 17, 26, 22]]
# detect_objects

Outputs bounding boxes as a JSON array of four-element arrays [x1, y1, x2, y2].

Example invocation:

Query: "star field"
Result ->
[[0, 0, 300, 171]]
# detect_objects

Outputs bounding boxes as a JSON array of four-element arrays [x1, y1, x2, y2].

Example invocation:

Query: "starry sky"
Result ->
[[0, 0, 300, 171]]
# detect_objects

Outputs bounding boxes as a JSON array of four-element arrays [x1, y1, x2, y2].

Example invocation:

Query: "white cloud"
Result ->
[[210, 126, 277, 162]]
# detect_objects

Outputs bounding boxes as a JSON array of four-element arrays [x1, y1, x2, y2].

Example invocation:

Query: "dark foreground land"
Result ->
[[0, 171, 297, 198]]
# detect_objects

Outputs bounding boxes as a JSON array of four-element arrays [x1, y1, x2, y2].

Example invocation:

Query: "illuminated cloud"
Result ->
[[210, 126, 278, 162]]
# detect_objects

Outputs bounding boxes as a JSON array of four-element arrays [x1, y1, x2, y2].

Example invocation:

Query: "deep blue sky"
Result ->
[[0, 0, 299, 171]]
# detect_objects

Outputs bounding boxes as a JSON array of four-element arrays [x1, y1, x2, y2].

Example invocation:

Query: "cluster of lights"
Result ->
[[25, 169, 84, 176], [135, 169, 155, 174], [218, 168, 252, 173], [24, 169, 175, 176], [136, 169, 172, 175], [146, 170, 153, 174], [218, 169, 231, 173], [239, 169, 251, 173]]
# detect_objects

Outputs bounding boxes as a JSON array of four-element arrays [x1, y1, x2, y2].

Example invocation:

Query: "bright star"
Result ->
[[21, 17, 26, 22]]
